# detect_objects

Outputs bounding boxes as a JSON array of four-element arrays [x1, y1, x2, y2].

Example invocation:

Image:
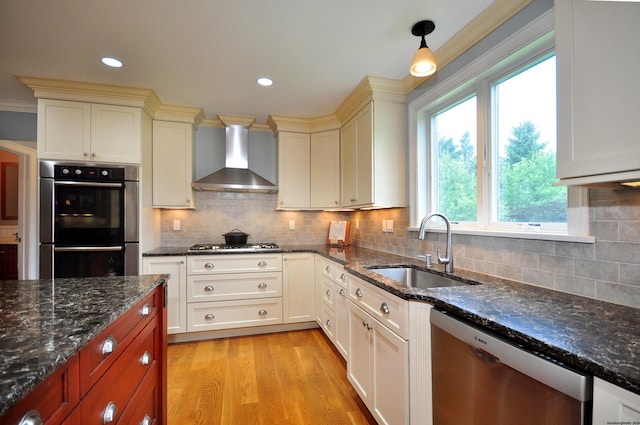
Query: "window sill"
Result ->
[[407, 227, 595, 244]]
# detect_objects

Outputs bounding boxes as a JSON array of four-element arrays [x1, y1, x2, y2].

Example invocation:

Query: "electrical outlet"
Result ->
[[355, 219, 360, 230], [382, 220, 387, 232], [387, 220, 394, 232], [173, 220, 181, 231], [289, 220, 295, 230]]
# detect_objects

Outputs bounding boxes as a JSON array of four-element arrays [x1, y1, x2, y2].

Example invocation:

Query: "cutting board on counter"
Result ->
[[327, 220, 350, 246]]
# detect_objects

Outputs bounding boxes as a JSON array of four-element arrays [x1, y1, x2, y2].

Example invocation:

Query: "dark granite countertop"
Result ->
[[143, 244, 640, 396], [0, 274, 169, 417]]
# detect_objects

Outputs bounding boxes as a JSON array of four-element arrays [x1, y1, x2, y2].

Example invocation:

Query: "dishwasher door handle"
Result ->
[[470, 345, 501, 365]]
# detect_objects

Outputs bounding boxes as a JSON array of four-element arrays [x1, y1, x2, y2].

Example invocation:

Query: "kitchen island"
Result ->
[[145, 244, 640, 397], [0, 274, 168, 423]]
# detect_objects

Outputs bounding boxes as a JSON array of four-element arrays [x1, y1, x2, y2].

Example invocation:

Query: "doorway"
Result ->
[[0, 140, 37, 279]]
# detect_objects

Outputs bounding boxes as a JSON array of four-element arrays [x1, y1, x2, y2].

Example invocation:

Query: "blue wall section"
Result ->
[[0, 111, 37, 141]]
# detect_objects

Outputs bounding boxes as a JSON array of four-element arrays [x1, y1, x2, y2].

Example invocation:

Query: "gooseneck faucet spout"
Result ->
[[417, 212, 453, 273]]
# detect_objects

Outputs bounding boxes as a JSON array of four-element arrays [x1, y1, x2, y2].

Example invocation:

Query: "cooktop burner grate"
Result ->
[[189, 243, 280, 252]]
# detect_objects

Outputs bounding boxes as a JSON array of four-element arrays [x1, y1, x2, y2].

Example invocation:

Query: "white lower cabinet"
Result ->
[[282, 253, 315, 323], [315, 254, 349, 359], [186, 254, 283, 332], [142, 256, 187, 334], [593, 377, 640, 424], [347, 275, 409, 425]]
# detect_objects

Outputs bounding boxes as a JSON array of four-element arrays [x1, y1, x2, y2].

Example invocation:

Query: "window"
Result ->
[[409, 10, 589, 240]]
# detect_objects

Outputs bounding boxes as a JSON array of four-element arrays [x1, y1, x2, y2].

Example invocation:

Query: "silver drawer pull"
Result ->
[[340, 273, 346, 282], [258, 309, 268, 316], [339, 288, 346, 296], [204, 262, 215, 269], [18, 410, 43, 425], [141, 415, 152, 425], [204, 313, 215, 320], [355, 288, 363, 298], [102, 335, 117, 355], [258, 260, 267, 267], [325, 319, 332, 327], [326, 289, 331, 297], [204, 285, 215, 292], [141, 303, 151, 316], [325, 265, 330, 273], [258, 282, 267, 289], [141, 351, 152, 366], [103, 401, 117, 424], [380, 302, 390, 315]]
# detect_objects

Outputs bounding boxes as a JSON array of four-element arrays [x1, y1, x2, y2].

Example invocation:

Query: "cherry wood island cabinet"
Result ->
[[0, 275, 168, 425]]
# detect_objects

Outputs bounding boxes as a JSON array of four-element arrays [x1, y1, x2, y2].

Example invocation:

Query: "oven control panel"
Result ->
[[55, 165, 125, 181]]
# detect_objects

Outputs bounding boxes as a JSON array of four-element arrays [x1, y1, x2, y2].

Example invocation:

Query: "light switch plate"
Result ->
[[289, 220, 295, 230], [173, 220, 181, 231]]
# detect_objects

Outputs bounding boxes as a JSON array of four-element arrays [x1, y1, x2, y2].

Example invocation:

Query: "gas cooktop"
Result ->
[[188, 243, 280, 253]]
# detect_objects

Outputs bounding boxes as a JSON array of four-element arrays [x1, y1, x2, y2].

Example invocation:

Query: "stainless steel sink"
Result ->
[[366, 266, 474, 289]]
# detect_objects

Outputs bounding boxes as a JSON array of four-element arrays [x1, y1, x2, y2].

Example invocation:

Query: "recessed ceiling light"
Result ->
[[101, 57, 123, 68], [257, 77, 273, 87]]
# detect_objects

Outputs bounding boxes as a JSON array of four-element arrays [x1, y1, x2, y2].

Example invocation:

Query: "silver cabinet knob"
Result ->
[[103, 401, 117, 424], [91, 152, 97, 158], [340, 273, 346, 282], [140, 351, 151, 366], [141, 303, 151, 316], [380, 302, 390, 315], [204, 285, 215, 292], [355, 288, 363, 298], [326, 289, 331, 297], [258, 282, 267, 289], [204, 262, 214, 269], [258, 260, 267, 267], [258, 309, 268, 316], [83, 152, 89, 157], [339, 288, 346, 296], [18, 410, 43, 425], [204, 313, 215, 320], [140, 415, 152, 425], [325, 265, 330, 273], [102, 335, 117, 355], [325, 319, 332, 327]]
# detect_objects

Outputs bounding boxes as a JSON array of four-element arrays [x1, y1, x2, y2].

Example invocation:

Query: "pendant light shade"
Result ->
[[410, 20, 437, 77]]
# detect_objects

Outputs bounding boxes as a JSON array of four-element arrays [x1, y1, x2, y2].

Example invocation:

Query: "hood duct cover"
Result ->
[[192, 121, 278, 193]]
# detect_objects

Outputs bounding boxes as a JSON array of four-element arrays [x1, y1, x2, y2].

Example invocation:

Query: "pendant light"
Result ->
[[410, 20, 437, 77]]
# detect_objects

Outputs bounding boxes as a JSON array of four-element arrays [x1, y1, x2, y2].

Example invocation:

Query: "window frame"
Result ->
[[407, 9, 592, 242]]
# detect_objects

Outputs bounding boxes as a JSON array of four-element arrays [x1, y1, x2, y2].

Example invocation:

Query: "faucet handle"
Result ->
[[436, 249, 450, 265]]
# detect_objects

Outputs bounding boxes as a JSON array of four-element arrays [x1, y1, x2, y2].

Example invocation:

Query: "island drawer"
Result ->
[[187, 272, 282, 302], [79, 289, 160, 395]]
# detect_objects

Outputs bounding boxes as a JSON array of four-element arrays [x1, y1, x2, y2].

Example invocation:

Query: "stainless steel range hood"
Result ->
[[192, 116, 278, 193]]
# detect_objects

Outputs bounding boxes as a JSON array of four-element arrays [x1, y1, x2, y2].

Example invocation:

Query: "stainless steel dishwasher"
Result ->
[[430, 309, 593, 425]]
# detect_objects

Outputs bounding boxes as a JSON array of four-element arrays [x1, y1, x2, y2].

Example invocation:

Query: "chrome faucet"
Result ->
[[417, 212, 453, 273]]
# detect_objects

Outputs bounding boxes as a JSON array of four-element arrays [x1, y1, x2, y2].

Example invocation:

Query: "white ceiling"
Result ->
[[0, 0, 495, 123]]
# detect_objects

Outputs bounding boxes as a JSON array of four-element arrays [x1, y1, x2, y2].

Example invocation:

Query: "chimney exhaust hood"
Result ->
[[191, 115, 278, 193]]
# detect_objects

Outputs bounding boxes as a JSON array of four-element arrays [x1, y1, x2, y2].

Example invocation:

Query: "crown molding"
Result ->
[[0, 100, 37, 113], [334, 76, 405, 124], [154, 104, 205, 126], [200, 117, 272, 133], [402, 0, 533, 93], [217, 114, 256, 128], [17, 76, 162, 117]]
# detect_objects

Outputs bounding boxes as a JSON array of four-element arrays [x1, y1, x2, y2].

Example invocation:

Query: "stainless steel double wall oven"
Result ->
[[39, 161, 139, 278]]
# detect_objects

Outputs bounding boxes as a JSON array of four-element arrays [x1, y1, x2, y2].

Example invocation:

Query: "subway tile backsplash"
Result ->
[[160, 187, 640, 309]]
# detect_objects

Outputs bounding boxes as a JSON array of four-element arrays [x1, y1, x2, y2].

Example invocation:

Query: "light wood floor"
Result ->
[[167, 328, 377, 425]]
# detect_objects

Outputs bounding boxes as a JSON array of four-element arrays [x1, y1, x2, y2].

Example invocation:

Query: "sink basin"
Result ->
[[366, 266, 474, 289]]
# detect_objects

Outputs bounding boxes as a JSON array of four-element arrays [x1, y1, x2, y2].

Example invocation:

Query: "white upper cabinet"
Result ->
[[556, 0, 640, 185], [277, 131, 311, 209], [310, 129, 340, 209], [152, 120, 195, 208], [340, 100, 406, 208], [38, 99, 142, 164]]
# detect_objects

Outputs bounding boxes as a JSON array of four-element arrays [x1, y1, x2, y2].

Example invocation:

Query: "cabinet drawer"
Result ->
[[321, 276, 334, 308], [320, 302, 336, 341], [187, 272, 282, 302], [116, 363, 159, 425], [79, 318, 159, 425], [348, 276, 408, 339], [188, 298, 282, 332], [79, 290, 159, 395], [0, 355, 80, 425], [188, 254, 282, 274]]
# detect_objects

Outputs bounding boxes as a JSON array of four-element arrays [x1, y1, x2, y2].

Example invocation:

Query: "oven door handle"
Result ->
[[54, 181, 124, 188], [54, 246, 124, 252]]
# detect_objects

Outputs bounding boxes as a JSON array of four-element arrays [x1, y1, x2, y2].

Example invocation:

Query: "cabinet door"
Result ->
[[348, 301, 373, 403], [278, 132, 310, 209], [593, 377, 640, 424], [91, 104, 141, 164], [152, 121, 194, 208], [373, 319, 409, 425], [310, 130, 340, 208], [341, 117, 358, 206], [355, 103, 373, 206], [283, 253, 315, 323], [334, 282, 349, 360], [37, 99, 91, 161], [556, 0, 640, 182], [142, 256, 187, 334]]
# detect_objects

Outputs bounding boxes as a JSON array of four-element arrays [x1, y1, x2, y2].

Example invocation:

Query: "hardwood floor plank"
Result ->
[[168, 328, 377, 425]]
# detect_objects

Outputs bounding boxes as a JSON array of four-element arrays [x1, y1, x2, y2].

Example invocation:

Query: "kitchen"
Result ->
[[1, 0, 640, 423]]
